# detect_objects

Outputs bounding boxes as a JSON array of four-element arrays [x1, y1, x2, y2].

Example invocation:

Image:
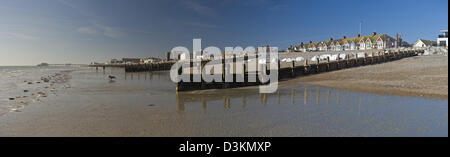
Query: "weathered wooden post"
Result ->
[[304, 59, 308, 74], [371, 52, 375, 64], [316, 57, 320, 73], [291, 60, 295, 77], [278, 58, 281, 71], [336, 53, 341, 69], [393, 50, 397, 59], [222, 54, 226, 83], [190, 57, 193, 83], [233, 54, 237, 83], [387, 50, 391, 61], [363, 53, 367, 65], [346, 54, 350, 68], [326, 56, 330, 71], [255, 54, 259, 78], [244, 54, 248, 83], [377, 51, 381, 63]]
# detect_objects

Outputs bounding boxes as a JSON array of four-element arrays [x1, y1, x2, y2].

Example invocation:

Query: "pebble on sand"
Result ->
[[9, 98, 15, 100], [24, 90, 29, 92]]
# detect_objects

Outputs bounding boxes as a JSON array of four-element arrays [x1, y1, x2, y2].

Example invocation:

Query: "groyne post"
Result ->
[[336, 53, 340, 69], [291, 60, 295, 77], [233, 54, 237, 83], [363, 53, 367, 65], [222, 54, 226, 83], [244, 54, 248, 82], [190, 58, 193, 82], [326, 56, 330, 71], [304, 59, 309, 73]]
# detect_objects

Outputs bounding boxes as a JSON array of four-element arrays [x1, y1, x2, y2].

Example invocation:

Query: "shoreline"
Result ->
[[285, 55, 448, 99]]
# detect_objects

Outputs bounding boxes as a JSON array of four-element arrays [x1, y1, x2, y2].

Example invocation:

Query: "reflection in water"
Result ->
[[261, 94, 267, 105], [336, 91, 340, 105], [291, 88, 295, 105], [316, 87, 320, 105], [202, 97, 207, 112], [304, 87, 307, 105], [242, 95, 246, 108], [122, 71, 158, 81], [90, 68, 447, 136], [175, 86, 352, 112], [277, 90, 280, 105], [224, 96, 231, 109], [326, 89, 331, 104]]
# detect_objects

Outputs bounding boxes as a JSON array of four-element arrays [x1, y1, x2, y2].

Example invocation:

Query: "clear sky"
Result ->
[[0, 0, 448, 65]]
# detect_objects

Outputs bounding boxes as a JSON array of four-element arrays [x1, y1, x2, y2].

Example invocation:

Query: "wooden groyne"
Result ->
[[176, 49, 423, 91], [88, 61, 177, 72], [123, 61, 176, 72]]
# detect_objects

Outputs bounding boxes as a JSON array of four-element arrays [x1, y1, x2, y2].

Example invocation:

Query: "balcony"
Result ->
[[438, 35, 448, 38]]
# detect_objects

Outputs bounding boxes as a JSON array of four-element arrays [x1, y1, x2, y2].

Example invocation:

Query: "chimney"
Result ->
[[396, 33, 399, 41], [343, 36, 347, 39], [357, 34, 361, 37], [329, 37, 333, 41], [372, 32, 377, 36]]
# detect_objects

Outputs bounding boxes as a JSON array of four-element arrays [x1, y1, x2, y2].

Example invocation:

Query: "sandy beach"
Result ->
[[288, 55, 448, 99], [0, 57, 448, 137]]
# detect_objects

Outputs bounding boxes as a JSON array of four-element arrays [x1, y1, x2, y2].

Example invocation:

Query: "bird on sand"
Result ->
[[108, 75, 116, 80]]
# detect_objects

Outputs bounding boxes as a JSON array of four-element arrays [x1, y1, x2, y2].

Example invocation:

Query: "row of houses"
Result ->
[[290, 32, 402, 52]]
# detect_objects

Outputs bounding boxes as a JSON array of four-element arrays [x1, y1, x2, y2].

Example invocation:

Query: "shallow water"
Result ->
[[0, 67, 447, 136], [0, 66, 76, 115]]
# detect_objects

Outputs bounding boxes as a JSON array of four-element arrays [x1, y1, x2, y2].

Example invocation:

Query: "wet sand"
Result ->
[[0, 58, 448, 137], [0, 67, 447, 137], [289, 55, 448, 99]]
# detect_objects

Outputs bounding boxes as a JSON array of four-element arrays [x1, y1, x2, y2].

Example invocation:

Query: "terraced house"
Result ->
[[294, 32, 397, 52]]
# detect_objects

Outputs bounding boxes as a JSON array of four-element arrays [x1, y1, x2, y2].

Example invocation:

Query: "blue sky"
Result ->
[[0, 0, 448, 65]]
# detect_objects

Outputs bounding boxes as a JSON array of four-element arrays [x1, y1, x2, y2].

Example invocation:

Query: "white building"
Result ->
[[413, 39, 436, 48], [437, 30, 448, 47]]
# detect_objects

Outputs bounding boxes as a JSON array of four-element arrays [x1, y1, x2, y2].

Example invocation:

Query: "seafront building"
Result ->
[[291, 32, 401, 52], [413, 39, 437, 48], [437, 30, 448, 47]]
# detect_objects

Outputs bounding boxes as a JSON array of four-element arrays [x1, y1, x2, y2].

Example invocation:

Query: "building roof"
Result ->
[[297, 34, 395, 48], [416, 39, 436, 46]]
